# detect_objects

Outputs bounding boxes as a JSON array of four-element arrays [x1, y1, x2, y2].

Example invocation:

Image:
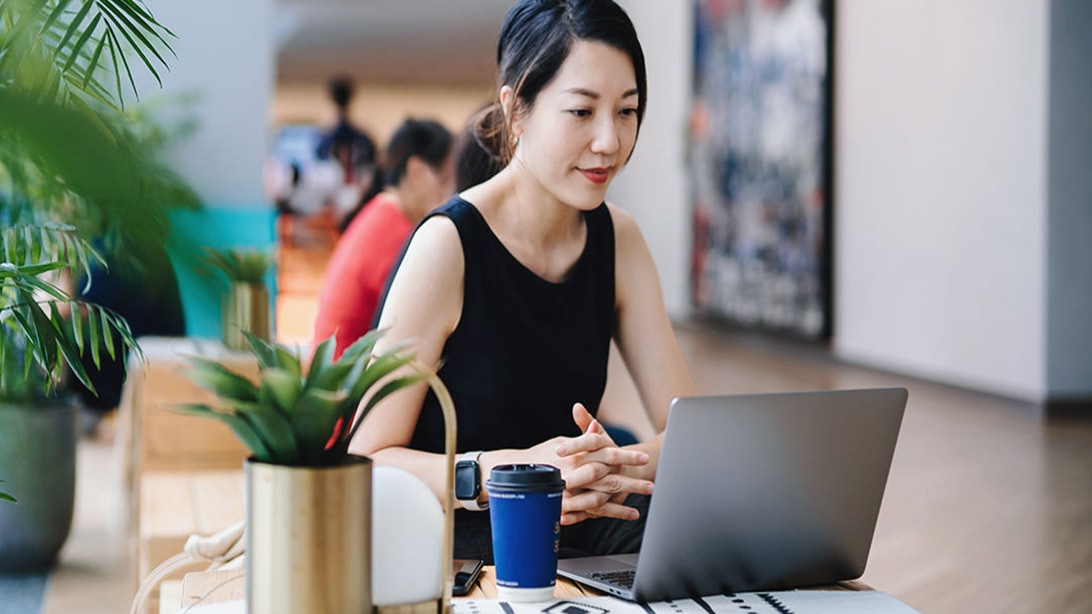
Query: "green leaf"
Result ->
[[8, 309, 42, 381], [175, 403, 273, 462], [243, 330, 279, 370], [306, 359, 355, 393], [184, 357, 259, 402], [87, 304, 101, 365], [62, 13, 101, 73], [41, 0, 78, 38], [107, 0, 176, 50], [0, 480, 15, 503], [81, 33, 107, 89], [203, 247, 271, 284], [49, 301, 96, 393], [71, 304, 85, 349], [108, 17, 138, 98], [344, 374, 424, 444], [258, 367, 302, 415], [55, 0, 95, 57], [304, 335, 337, 390], [97, 0, 168, 75], [19, 273, 70, 302], [337, 328, 383, 365], [4, 262, 67, 277], [98, 305, 117, 359], [230, 401, 300, 465], [274, 346, 302, 380], [345, 345, 417, 403], [289, 388, 348, 463]]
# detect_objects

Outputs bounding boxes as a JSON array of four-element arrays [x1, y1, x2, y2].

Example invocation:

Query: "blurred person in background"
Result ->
[[313, 118, 454, 358], [318, 76, 383, 230]]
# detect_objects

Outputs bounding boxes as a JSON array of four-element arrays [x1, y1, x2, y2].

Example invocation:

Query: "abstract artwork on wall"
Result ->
[[690, 0, 832, 338]]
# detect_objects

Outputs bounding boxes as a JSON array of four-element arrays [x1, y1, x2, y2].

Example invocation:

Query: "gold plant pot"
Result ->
[[224, 282, 270, 351], [246, 456, 372, 614]]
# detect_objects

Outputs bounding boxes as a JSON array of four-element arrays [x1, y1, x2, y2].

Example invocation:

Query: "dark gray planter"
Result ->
[[0, 400, 77, 573]]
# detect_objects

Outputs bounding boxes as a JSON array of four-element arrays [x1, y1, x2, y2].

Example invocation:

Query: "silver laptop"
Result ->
[[557, 387, 908, 602]]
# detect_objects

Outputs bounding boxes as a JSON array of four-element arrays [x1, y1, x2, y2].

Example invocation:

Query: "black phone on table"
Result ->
[[452, 558, 484, 596]]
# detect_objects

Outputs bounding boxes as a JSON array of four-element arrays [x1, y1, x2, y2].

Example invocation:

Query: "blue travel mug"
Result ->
[[486, 464, 565, 602]]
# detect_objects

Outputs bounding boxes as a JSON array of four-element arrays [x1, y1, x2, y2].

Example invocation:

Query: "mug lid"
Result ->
[[487, 463, 564, 489]]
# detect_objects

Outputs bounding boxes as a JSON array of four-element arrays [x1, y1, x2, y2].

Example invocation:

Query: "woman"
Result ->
[[352, 0, 694, 561]]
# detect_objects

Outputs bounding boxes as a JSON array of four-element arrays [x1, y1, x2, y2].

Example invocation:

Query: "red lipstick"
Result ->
[[580, 168, 610, 185]]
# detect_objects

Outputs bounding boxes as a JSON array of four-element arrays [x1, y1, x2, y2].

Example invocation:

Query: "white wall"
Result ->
[[139, 0, 275, 207], [610, 0, 693, 320], [833, 0, 1049, 401]]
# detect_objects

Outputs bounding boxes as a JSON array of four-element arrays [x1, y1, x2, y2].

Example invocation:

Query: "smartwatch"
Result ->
[[455, 451, 488, 511]]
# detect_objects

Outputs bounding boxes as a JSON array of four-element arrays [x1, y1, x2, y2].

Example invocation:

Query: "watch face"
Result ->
[[455, 460, 478, 500]]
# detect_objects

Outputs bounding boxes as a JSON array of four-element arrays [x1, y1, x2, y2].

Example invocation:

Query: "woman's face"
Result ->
[[509, 40, 639, 210]]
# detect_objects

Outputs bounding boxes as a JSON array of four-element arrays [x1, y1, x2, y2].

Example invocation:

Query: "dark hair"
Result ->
[[384, 118, 453, 187], [475, 0, 647, 165], [454, 118, 503, 192], [329, 76, 354, 110]]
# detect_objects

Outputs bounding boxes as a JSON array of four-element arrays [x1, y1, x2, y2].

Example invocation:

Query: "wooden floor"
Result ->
[[38, 229, 1092, 614]]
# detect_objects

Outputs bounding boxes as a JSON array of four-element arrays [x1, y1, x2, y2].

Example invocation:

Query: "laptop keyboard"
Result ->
[[589, 569, 636, 589]]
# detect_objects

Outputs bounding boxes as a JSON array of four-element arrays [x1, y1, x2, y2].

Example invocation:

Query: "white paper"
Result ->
[[451, 590, 920, 614]]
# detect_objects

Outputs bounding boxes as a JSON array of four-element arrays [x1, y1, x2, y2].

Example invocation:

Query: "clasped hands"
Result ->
[[529, 403, 653, 526]]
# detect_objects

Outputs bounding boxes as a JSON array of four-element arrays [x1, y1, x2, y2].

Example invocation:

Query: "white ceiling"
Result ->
[[274, 0, 515, 87]]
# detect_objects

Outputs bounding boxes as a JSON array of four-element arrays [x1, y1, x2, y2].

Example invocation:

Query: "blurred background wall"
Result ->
[[144, 0, 1089, 408]]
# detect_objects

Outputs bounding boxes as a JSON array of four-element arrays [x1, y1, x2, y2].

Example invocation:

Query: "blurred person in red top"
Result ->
[[313, 118, 454, 358]]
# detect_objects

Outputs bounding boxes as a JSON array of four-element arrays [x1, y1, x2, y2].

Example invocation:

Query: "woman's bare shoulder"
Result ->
[[378, 213, 465, 336], [604, 202, 646, 251]]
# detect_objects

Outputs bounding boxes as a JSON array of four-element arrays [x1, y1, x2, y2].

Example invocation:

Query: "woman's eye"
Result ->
[[568, 109, 592, 118], [620, 107, 638, 117]]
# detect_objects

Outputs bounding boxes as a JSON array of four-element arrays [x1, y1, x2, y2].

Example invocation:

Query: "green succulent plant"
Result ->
[[202, 247, 274, 285], [178, 330, 424, 467]]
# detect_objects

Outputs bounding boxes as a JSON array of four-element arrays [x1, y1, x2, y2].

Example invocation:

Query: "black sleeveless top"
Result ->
[[403, 196, 616, 454]]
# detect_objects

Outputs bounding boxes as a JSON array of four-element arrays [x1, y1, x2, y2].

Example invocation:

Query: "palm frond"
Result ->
[[2, 0, 177, 109], [0, 224, 140, 396]]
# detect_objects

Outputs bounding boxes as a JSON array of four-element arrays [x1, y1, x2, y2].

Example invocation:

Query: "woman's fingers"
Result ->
[[555, 432, 641, 461], [563, 464, 654, 497], [572, 403, 595, 432], [558, 453, 649, 491], [561, 493, 644, 525]]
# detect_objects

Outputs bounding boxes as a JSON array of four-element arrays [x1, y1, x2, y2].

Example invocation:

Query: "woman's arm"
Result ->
[[349, 216, 464, 497]]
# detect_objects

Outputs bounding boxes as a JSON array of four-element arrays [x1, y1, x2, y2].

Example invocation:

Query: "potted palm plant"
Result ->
[[177, 331, 456, 614], [0, 0, 196, 571], [202, 247, 274, 351], [0, 225, 140, 571]]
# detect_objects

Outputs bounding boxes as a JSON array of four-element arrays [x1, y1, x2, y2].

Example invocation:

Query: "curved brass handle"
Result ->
[[414, 360, 457, 612]]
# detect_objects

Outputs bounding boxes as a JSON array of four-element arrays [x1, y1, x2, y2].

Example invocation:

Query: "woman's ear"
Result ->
[[499, 85, 522, 139], [499, 86, 515, 120]]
